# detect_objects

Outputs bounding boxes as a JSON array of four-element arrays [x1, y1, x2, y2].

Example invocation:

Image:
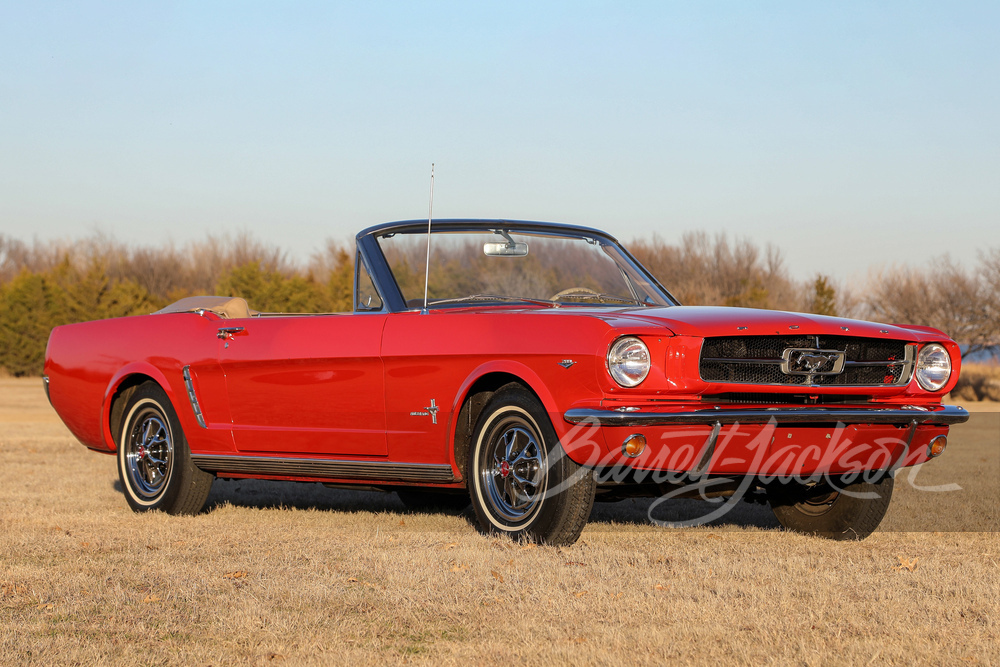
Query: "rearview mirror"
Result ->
[[483, 242, 529, 257]]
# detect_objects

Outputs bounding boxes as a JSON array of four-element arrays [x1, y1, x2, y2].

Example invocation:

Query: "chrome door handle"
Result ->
[[217, 327, 245, 339]]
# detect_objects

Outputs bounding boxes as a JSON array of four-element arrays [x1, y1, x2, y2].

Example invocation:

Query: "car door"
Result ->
[[179, 315, 237, 454], [217, 314, 388, 456]]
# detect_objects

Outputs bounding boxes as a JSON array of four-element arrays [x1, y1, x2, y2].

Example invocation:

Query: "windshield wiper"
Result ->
[[555, 291, 649, 306], [427, 294, 560, 308]]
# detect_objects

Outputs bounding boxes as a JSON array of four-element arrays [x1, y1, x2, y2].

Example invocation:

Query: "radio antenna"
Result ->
[[421, 163, 435, 314]]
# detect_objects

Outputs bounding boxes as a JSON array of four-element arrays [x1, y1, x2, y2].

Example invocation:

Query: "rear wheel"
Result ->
[[767, 474, 894, 540], [467, 384, 595, 545], [117, 382, 214, 514]]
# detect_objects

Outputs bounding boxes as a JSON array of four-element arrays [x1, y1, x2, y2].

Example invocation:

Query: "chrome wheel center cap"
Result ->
[[499, 460, 511, 478]]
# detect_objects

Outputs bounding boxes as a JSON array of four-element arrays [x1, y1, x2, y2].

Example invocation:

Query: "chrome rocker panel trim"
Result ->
[[564, 405, 970, 427], [190, 454, 455, 483]]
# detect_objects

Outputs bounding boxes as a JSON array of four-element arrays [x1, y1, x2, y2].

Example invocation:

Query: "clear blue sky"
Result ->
[[1, 1, 997, 281]]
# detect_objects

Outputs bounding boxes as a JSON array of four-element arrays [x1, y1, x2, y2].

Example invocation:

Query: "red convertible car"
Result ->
[[44, 220, 968, 544]]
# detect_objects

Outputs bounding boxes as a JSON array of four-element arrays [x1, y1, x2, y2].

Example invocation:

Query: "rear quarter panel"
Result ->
[[44, 313, 231, 453]]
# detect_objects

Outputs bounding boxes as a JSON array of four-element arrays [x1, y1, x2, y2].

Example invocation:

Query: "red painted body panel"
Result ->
[[592, 422, 948, 476], [218, 314, 388, 456], [587, 307, 963, 401], [45, 313, 235, 455], [44, 301, 962, 481], [381, 310, 613, 466]]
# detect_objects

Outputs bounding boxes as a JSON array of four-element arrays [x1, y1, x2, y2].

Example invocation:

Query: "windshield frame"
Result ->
[[356, 219, 680, 313]]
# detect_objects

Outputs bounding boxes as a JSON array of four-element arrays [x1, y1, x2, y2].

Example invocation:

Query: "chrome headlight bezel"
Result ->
[[915, 343, 952, 392], [607, 336, 651, 388]]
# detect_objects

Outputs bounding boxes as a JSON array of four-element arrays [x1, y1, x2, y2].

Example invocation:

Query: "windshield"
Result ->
[[376, 228, 674, 309]]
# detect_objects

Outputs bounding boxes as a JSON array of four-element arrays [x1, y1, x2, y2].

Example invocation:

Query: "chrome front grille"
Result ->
[[699, 335, 914, 386]]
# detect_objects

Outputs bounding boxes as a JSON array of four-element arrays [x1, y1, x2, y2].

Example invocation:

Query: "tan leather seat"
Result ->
[[153, 296, 255, 319]]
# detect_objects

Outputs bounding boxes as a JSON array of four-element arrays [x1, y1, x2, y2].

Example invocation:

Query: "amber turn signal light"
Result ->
[[927, 435, 947, 458], [622, 434, 647, 458]]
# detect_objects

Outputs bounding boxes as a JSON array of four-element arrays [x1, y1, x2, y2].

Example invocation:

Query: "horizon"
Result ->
[[1, 222, 995, 289]]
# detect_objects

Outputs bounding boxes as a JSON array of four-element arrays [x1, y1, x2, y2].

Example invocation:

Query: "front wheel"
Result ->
[[117, 382, 214, 514], [467, 384, 596, 545], [767, 473, 894, 540]]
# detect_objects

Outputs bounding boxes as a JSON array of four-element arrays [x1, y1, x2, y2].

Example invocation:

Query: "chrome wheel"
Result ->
[[468, 384, 596, 544], [124, 406, 174, 499], [116, 382, 213, 514], [480, 418, 547, 523]]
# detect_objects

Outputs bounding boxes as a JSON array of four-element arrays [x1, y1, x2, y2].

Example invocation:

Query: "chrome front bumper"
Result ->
[[563, 404, 970, 427]]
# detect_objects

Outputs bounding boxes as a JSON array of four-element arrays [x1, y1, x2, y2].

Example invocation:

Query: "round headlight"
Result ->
[[608, 336, 650, 387], [915, 343, 951, 391]]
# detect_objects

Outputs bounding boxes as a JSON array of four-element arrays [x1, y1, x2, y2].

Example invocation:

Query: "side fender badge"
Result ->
[[410, 399, 440, 424]]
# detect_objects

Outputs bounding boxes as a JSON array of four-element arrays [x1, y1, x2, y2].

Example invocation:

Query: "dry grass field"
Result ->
[[1, 377, 997, 666], [952, 363, 1000, 402]]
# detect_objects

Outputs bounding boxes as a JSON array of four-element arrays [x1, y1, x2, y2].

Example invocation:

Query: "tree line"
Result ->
[[0, 232, 354, 376], [1, 231, 997, 376]]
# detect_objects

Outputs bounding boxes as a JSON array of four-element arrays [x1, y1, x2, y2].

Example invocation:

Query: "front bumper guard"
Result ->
[[563, 404, 970, 427]]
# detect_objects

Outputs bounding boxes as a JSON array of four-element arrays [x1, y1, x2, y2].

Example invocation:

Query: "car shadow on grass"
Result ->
[[202, 478, 412, 514], [589, 496, 781, 531], [192, 478, 781, 532], [111, 478, 410, 513]]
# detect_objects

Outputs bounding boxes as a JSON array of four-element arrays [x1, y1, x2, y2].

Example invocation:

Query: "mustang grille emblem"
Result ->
[[780, 348, 846, 376]]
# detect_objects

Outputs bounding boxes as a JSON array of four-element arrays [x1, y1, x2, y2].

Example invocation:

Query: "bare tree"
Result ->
[[865, 256, 998, 359], [629, 232, 804, 311]]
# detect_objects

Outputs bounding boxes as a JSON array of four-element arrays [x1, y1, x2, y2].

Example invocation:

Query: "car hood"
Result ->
[[590, 306, 944, 341]]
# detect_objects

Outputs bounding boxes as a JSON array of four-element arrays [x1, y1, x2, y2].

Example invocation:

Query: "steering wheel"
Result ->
[[550, 287, 601, 301]]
